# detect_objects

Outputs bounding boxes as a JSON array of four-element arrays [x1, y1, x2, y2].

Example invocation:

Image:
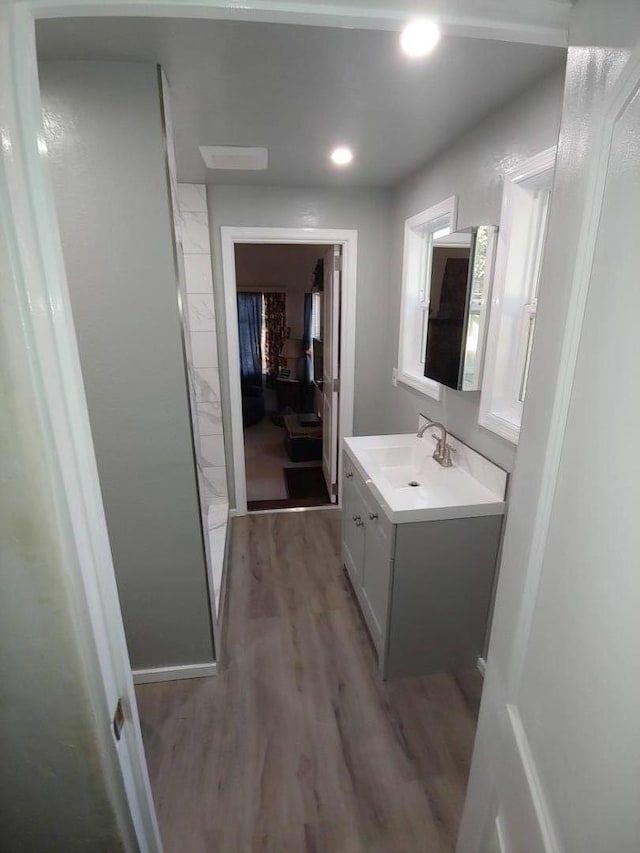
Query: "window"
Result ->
[[479, 148, 556, 444], [397, 196, 457, 400]]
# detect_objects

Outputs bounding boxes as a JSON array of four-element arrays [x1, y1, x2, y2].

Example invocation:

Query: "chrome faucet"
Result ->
[[417, 418, 454, 467]]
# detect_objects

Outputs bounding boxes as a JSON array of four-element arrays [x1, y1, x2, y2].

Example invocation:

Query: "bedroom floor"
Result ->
[[244, 416, 330, 510], [136, 511, 482, 852]]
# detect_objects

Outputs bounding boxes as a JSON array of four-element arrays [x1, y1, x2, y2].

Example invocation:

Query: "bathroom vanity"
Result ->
[[342, 426, 507, 677]]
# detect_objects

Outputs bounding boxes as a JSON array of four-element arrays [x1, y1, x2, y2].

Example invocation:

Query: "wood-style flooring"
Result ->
[[136, 510, 482, 852]]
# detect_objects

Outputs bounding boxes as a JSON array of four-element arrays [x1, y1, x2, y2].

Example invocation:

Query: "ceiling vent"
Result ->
[[199, 146, 268, 171]]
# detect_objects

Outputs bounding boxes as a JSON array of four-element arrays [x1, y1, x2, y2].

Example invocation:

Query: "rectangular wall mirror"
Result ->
[[424, 225, 497, 392]]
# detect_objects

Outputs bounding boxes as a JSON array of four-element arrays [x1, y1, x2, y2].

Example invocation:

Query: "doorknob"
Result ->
[[346, 471, 353, 479], [352, 514, 361, 523], [369, 512, 378, 521]]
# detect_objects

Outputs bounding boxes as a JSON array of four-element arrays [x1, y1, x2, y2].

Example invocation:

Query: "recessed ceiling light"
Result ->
[[400, 19, 441, 58], [330, 146, 354, 167]]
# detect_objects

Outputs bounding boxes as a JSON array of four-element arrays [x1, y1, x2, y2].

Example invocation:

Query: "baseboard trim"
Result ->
[[132, 662, 217, 684], [477, 656, 487, 677]]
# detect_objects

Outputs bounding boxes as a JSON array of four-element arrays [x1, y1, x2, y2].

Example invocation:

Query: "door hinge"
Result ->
[[332, 378, 340, 393], [333, 252, 343, 272], [331, 481, 339, 496], [112, 698, 125, 741]]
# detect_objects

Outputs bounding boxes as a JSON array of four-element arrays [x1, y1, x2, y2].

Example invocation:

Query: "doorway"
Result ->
[[221, 226, 358, 516], [235, 243, 332, 510]]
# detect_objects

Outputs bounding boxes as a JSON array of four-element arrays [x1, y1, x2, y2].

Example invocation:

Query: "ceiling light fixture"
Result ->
[[400, 19, 441, 58], [330, 146, 354, 167]]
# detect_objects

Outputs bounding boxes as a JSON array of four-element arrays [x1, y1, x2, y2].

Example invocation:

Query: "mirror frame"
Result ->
[[424, 224, 497, 392]]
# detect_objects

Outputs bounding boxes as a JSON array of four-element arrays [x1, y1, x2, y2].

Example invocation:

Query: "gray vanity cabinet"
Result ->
[[342, 452, 503, 678], [342, 463, 394, 660]]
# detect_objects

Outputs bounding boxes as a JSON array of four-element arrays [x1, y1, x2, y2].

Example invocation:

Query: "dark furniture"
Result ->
[[241, 384, 264, 427], [283, 414, 323, 462], [275, 378, 303, 413]]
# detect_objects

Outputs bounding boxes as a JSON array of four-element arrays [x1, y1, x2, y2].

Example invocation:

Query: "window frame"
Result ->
[[397, 195, 458, 400], [479, 147, 556, 444]]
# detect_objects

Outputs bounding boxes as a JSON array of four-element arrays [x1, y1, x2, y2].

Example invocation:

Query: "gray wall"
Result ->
[[207, 184, 392, 503], [385, 67, 566, 472], [40, 61, 213, 669], [207, 70, 565, 487]]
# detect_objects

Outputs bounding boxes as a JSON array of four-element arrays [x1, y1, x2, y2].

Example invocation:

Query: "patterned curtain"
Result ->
[[264, 292, 287, 382]]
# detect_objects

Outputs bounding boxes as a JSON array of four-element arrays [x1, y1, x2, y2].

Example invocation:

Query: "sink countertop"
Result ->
[[344, 433, 507, 524]]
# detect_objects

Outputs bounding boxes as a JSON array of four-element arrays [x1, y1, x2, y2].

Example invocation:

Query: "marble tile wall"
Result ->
[[177, 182, 229, 618]]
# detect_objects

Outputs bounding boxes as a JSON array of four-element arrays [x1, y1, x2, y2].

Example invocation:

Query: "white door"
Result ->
[[459, 21, 640, 853], [322, 245, 340, 501]]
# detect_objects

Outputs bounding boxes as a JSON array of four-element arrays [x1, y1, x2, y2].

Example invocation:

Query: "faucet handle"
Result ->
[[432, 434, 456, 451], [442, 443, 456, 467]]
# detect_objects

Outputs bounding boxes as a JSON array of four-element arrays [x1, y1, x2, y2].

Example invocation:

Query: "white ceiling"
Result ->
[[36, 17, 566, 188]]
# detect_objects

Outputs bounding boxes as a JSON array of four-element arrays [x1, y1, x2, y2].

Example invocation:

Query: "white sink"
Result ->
[[344, 433, 507, 524], [365, 444, 432, 489]]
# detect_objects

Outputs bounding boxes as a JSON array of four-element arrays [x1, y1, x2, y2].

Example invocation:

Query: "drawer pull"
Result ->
[[369, 512, 378, 521], [346, 471, 354, 479]]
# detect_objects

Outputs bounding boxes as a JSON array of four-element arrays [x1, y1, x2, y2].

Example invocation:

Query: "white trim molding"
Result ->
[[220, 225, 358, 516], [21, 0, 570, 47], [397, 195, 458, 401], [133, 662, 217, 684]]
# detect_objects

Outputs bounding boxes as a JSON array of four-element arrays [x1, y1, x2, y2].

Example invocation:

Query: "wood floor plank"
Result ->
[[137, 510, 482, 851]]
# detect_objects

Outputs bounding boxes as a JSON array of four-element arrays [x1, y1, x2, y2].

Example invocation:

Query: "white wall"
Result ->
[[176, 183, 229, 614], [386, 67, 565, 472], [207, 184, 392, 503]]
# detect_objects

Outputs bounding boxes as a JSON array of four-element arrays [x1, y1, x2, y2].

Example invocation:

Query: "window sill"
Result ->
[[479, 409, 520, 445], [397, 370, 442, 401]]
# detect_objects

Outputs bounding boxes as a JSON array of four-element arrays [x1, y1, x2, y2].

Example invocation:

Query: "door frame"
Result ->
[[220, 226, 357, 515]]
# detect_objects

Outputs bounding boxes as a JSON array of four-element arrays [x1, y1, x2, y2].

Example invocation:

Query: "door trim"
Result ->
[[220, 226, 358, 515]]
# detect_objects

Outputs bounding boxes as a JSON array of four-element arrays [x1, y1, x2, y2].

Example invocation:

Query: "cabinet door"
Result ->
[[362, 507, 394, 657], [342, 465, 366, 587]]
